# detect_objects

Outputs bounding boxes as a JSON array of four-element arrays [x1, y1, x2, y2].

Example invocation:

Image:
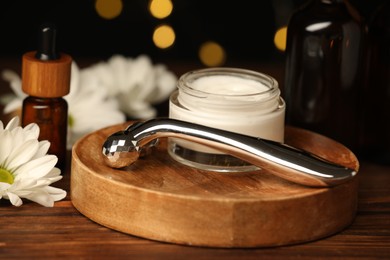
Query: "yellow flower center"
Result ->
[[0, 168, 14, 184], [68, 114, 74, 128]]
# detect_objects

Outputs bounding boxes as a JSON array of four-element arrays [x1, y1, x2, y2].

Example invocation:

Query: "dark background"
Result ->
[[0, 0, 386, 66]]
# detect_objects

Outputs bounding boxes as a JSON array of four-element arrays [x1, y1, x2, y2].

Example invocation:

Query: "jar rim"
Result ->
[[178, 67, 279, 99]]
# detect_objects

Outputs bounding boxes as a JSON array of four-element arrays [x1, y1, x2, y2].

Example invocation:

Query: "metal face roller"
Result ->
[[102, 118, 357, 187]]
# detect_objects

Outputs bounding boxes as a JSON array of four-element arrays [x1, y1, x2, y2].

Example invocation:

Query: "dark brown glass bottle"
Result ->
[[21, 24, 72, 169], [283, 0, 365, 152], [361, 2, 390, 164]]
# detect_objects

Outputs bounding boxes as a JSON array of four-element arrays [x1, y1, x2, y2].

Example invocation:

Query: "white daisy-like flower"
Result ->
[[0, 116, 66, 207], [84, 54, 177, 119], [1, 61, 126, 147], [65, 62, 126, 146]]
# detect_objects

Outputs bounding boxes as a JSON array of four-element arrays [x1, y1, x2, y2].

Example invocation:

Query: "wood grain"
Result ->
[[70, 123, 359, 248], [22, 51, 72, 97]]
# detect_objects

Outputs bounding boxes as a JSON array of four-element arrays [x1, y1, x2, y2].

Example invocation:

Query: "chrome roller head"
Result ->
[[102, 130, 140, 168]]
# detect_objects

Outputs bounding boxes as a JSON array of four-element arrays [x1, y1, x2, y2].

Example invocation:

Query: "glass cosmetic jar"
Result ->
[[168, 67, 285, 172]]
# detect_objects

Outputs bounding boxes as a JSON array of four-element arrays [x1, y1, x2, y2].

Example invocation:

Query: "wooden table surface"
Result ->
[[0, 156, 389, 259], [0, 59, 389, 259]]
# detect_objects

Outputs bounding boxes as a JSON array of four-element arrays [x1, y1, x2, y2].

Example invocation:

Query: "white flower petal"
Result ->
[[6, 139, 39, 171], [2, 69, 19, 82], [23, 190, 54, 207], [0, 182, 11, 194], [7, 192, 23, 206], [2, 70, 25, 98], [30, 179, 52, 189], [45, 186, 67, 201], [88, 64, 117, 95], [42, 176, 62, 185], [23, 123, 40, 136], [10, 176, 39, 190], [108, 55, 130, 90], [5, 116, 19, 130], [45, 167, 62, 178], [121, 101, 156, 119], [0, 131, 12, 164], [150, 67, 177, 103], [14, 155, 58, 180], [69, 62, 80, 95], [32, 141, 50, 159], [9, 127, 26, 153], [3, 98, 22, 114]]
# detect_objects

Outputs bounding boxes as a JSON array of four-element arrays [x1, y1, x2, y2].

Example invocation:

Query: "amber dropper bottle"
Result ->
[[22, 24, 72, 170]]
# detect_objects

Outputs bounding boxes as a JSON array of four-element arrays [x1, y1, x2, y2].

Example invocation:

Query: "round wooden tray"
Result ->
[[70, 122, 359, 248]]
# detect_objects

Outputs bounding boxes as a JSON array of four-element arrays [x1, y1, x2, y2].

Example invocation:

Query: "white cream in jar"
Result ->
[[168, 67, 285, 172]]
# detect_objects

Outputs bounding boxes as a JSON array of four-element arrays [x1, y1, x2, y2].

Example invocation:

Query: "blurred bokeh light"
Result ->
[[153, 24, 176, 49], [274, 26, 287, 52], [199, 41, 226, 67], [149, 0, 173, 19], [0, 0, 384, 66], [95, 0, 123, 20]]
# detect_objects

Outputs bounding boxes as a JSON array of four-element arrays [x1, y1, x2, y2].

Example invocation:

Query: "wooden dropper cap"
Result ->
[[22, 24, 72, 98]]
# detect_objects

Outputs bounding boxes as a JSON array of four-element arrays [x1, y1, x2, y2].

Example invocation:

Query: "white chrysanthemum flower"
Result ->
[[0, 117, 66, 207], [84, 54, 177, 119], [1, 61, 126, 147], [66, 63, 126, 146]]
